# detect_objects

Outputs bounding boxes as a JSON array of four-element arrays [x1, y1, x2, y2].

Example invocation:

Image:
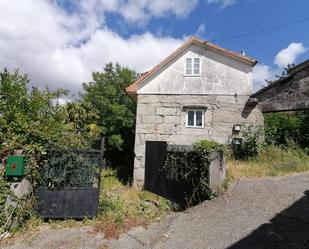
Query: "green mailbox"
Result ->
[[6, 155, 26, 177]]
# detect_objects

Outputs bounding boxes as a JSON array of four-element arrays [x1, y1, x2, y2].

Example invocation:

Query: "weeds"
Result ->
[[6, 168, 171, 241], [93, 169, 171, 238], [227, 145, 309, 181], [22, 169, 171, 239]]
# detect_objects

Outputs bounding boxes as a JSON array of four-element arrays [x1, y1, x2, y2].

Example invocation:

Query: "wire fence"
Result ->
[[39, 148, 102, 189]]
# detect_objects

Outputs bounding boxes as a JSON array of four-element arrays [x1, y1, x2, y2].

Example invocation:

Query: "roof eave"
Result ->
[[203, 41, 257, 66], [126, 90, 137, 102]]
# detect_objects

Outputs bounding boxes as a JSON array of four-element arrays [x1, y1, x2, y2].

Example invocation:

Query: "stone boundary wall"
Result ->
[[166, 145, 226, 192], [134, 94, 263, 185]]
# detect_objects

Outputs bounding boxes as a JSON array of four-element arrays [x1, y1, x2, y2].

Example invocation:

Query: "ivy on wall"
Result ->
[[163, 140, 227, 204]]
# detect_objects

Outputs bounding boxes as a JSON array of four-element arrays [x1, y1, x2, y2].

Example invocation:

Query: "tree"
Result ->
[[0, 68, 102, 181], [0, 68, 94, 150], [65, 101, 102, 143], [81, 63, 138, 182], [0, 68, 102, 230]]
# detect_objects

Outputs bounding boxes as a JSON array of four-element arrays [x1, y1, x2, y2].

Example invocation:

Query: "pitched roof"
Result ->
[[126, 36, 257, 100], [251, 59, 309, 98], [288, 59, 309, 74]]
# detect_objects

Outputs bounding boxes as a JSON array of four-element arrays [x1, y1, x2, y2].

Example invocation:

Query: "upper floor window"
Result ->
[[186, 109, 204, 128], [185, 57, 201, 75]]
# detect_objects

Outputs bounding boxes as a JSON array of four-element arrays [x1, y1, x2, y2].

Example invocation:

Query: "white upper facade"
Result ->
[[137, 43, 254, 96]]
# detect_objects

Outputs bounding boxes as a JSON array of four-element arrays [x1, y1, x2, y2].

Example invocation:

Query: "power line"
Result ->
[[209, 16, 309, 42]]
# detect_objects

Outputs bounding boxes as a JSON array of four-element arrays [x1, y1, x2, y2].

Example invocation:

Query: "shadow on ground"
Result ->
[[227, 190, 309, 249]]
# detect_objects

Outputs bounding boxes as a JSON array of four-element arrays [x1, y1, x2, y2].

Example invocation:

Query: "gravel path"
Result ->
[[2, 172, 309, 249]]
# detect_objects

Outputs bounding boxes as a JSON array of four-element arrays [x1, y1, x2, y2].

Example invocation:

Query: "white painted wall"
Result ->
[[138, 44, 253, 95]]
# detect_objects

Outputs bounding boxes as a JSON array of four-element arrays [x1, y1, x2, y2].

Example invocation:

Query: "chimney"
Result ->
[[241, 50, 246, 56]]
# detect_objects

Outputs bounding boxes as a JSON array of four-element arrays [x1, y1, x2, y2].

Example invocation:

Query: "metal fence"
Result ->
[[37, 140, 105, 219], [39, 149, 102, 189]]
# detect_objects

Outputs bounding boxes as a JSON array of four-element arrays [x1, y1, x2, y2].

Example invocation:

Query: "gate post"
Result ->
[[208, 151, 226, 192]]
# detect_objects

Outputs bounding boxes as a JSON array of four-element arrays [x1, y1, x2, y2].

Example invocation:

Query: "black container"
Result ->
[[37, 187, 100, 219]]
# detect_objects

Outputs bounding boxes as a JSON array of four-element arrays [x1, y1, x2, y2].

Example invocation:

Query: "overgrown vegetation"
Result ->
[[0, 64, 161, 239], [229, 111, 309, 181], [94, 170, 171, 239], [230, 65, 309, 179], [25, 170, 171, 239], [0, 62, 138, 230], [232, 125, 264, 159], [228, 145, 309, 180], [82, 63, 138, 183], [1, 61, 309, 239], [0, 179, 9, 233], [163, 140, 228, 205], [39, 150, 100, 189], [264, 111, 309, 149], [0, 68, 103, 235]]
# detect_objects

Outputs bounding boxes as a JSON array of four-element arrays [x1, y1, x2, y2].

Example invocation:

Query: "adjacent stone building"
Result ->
[[126, 37, 264, 185], [252, 59, 309, 112]]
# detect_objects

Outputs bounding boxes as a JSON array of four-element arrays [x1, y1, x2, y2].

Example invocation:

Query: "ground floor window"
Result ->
[[186, 109, 204, 128]]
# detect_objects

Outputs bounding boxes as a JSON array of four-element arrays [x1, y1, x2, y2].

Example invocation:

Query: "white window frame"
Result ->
[[184, 57, 202, 76], [186, 109, 205, 128]]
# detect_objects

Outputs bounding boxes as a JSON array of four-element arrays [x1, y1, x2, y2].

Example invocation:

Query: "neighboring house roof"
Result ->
[[288, 59, 309, 74], [251, 59, 309, 98], [126, 36, 257, 101]]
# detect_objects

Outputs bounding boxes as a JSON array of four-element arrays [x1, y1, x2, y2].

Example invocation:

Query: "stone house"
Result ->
[[126, 37, 264, 185]]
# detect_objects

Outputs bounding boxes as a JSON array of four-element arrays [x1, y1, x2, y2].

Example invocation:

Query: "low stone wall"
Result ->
[[166, 145, 226, 193], [134, 94, 263, 185], [209, 152, 226, 192]]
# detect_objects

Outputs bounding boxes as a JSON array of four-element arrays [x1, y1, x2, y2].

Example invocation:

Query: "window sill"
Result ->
[[184, 74, 202, 77], [186, 126, 205, 129]]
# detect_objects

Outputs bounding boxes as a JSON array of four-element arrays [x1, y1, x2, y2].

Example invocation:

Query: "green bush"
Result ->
[[264, 111, 309, 148], [0, 179, 9, 232], [232, 111, 309, 160], [39, 150, 100, 189], [233, 125, 264, 159], [0, 68, 101, 233]]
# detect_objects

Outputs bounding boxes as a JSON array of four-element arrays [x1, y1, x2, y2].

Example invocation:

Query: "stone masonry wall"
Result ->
[[133, 94, 264, 185]]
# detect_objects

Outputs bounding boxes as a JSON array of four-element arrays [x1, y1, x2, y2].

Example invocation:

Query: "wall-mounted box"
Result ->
[[233, 124, 242, 132], [6, 155, 25, 177], [232, 138, 243, 145]]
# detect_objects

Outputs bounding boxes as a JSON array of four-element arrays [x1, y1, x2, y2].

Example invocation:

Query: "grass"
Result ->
[[22, 169, 172, 239], [227, 145, 309, 181], [94, 169, 171, 238], [16, 146, 309, 239]]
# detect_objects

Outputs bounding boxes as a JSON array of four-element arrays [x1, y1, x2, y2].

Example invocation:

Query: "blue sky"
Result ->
[[0, 0, 308, 94], [103, 0, 309, 66]]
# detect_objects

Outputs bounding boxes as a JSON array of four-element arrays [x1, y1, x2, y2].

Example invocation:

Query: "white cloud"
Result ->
[[78, 29, 183, 75], [253, 42, 308, 91], [252, 64, 273, 91], [0, 0, 188, 93], [4, 1, 306, 96], [274, 42, 307, 68], [207, 0, 236, 8], [196, 24, 206, 37], [99, 0, 198, 23]]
